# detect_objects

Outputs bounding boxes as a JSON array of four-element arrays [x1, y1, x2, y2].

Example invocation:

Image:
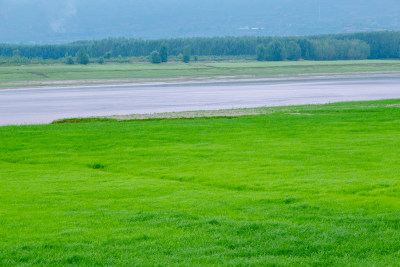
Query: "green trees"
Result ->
[[178, 53, 183, 61], [65, 56, 74, 65], [258, 41, 300, 61], [345, 31, 399, 59], [286, 41, 301, 61], [12, 49, 20, 57], [150, 51, 161, 64], [265, 41, 286, 61], [149, 44, 167, 64], [183, 46, 191, 63], [348, 40, 370, 59], [256, 45, 266, 61], [297, 39, 313, 60], [104, 51, 112, 59], [310, 39, 370, 60], [1, 31, 397, 62], [76, 49, 89, 65], [398, 44, 400, 58], [159, 44, 168, 63]]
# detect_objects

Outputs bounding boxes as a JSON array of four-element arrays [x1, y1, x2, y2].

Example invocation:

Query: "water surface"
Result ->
[[1, 76, 400, 126]]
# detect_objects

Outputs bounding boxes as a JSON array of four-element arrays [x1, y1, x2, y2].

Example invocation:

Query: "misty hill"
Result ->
[[1, 0, 400, 44]]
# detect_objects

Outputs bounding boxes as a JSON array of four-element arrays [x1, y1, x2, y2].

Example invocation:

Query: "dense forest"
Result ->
[[0, 31, 399, 63]]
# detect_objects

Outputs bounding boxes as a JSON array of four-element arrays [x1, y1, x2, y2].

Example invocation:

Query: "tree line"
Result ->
[[1, 31, 399, 62], [256, 39, 370, 62]]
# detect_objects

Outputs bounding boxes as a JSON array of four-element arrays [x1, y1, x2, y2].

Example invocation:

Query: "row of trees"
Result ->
[[149, 45, 193, 64], [317, 31, 400, 59], [256, 39, 370, 61], [256, 41, 302, 61], [1, 31, 399, 62], [149, 44, 169, 64], [64, 49, 90, 65]]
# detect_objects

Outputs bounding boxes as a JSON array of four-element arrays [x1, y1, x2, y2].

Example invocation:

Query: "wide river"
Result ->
[[1, 75, 400, 126]]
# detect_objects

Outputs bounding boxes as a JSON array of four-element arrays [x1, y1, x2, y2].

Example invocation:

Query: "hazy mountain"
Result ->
[[1, 0, 399, 44]]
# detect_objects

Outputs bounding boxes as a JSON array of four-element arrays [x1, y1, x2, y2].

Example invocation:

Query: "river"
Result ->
[[1, 75, 400, 126]]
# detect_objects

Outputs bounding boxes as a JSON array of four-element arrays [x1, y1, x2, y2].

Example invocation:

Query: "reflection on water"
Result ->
[[1, 77, 400, 126]]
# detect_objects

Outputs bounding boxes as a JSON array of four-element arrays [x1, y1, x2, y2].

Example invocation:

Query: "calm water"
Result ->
[[1, 76, 400, 126]]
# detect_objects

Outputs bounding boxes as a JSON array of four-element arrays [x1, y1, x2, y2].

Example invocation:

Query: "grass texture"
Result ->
[[1, 100, 400, 266]]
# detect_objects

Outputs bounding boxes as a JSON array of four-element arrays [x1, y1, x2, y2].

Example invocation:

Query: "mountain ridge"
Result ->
[[1, 0, 399, 44]]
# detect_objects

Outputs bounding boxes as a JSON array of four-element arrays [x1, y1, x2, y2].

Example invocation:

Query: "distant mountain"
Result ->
[[1, 0, 399, 44]]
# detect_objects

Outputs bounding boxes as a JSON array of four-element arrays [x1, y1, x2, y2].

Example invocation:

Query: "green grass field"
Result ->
[[1, 60, 400, 85], [1, 100, 400, 266]]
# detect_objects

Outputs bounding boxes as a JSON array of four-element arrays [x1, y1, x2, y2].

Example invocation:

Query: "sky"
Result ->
[[1, 0, 399, 44]]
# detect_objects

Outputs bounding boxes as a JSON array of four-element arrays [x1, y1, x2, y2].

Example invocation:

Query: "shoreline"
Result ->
[[2, 98, 400, 127]]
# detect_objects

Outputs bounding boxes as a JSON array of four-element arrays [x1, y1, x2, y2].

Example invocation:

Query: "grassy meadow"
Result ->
[[1, 99, 400, 266], [1, 60, 400, 85]]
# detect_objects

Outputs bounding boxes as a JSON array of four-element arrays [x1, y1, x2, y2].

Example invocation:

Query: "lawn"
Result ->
[[1, 100, 400, 266], [1, 60, 400, 85]]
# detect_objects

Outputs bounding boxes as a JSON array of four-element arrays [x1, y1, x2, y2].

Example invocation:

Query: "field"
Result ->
[[1, 99, 400, 266], [1, 60, 400, 86]]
